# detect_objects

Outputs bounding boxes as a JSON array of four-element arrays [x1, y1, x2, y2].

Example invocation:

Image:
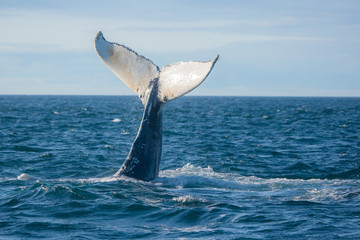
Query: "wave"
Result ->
[[3, 163, 359, 205], [325, 167, 360, 179], [12, 145, 49, 153], [156, 164, 360, 203], [157, 163, 358, 185], [7, 163, 360, 187]]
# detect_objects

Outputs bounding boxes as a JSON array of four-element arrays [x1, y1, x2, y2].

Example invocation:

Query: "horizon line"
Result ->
[[0, 94, 359, 98]]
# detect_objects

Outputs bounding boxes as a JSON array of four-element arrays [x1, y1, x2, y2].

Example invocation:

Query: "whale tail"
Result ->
[[95, 31, 218, 181], [94, 31, 218, 104]]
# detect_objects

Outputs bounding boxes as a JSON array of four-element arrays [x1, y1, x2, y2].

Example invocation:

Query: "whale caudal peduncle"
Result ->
[[115, 79, 164, 181], [94, 31, 218, 181]]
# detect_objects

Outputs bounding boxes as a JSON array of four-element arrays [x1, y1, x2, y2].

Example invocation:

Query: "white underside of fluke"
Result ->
[[95, 32, 218, 104]]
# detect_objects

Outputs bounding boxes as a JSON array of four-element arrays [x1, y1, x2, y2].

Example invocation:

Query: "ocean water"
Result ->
[[0, 95, 359, 239]]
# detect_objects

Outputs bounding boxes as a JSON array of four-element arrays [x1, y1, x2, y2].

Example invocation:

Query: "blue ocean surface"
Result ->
[[0, 95, 359, 239]]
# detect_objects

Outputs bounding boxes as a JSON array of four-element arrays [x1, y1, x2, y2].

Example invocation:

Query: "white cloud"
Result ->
[[0, 8, 332, 54]]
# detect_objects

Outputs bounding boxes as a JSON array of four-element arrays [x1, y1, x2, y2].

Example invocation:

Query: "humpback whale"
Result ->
[[95, 32, 218, 181]]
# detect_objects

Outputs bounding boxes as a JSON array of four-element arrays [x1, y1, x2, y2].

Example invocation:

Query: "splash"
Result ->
[[172, 195, 206, 204], [160, 163, 224, 178], [157, 163, 360, 203], [6, 164, 360, 205], [17, 173, 35, 181]]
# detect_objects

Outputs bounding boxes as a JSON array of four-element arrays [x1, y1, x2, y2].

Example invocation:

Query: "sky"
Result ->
[[0, 0, 359, 96]]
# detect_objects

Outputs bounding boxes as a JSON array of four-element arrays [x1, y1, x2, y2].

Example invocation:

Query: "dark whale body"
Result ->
[[115, 80, 164, 181], [95, 32, 218, 181]]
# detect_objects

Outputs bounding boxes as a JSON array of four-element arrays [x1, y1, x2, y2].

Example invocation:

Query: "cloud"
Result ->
[[0, 8, 333, 54], [0, 43, 65, 53]]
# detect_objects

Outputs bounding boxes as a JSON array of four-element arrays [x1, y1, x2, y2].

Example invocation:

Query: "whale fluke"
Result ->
[[94, 31, 218, 181], [159, 55, 218, 102], [95, 31, 218, 105]]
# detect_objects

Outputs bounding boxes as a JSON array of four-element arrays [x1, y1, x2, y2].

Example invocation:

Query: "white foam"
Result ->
[[172, 195, 206, 203], [57, 176, 120, 183], [6, 163, 358, 204], [112, 118, 122, 122], [161, 163, 359, 186], [160, 163, 223, 179], [157, 163, 360, 203], [17, 173, 35, 181], [56, 175, 152, 185]]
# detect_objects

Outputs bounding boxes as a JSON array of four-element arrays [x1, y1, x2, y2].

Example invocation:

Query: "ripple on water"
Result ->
[[1, 96, 359, 239]]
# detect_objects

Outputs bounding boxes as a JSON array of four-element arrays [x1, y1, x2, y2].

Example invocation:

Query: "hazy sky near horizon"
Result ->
[[1, 0, 359, 96]]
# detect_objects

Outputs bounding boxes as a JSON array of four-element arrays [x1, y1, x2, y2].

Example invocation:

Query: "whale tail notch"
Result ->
[[95, 31, 218, 104]]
